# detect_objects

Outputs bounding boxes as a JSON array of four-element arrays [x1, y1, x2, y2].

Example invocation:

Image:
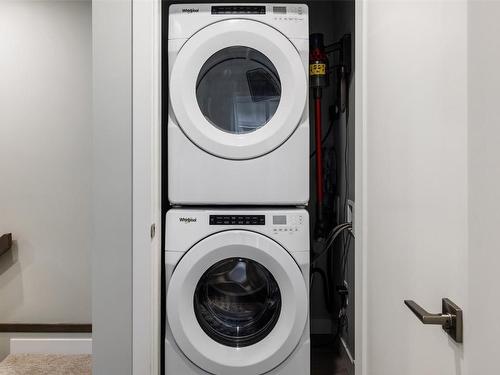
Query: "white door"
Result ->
[[170, 19, 307, 159], [167, 230, 308, 375], [357, 1, 500, 374]]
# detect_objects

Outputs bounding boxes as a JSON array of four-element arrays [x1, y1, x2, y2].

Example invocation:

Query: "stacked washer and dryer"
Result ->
[[166, 4, 310, 375]]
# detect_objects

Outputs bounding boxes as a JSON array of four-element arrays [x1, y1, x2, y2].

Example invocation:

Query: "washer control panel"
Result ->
[[271, 5, 305, 22], [211, 5, 265, 14], [208, 212, 305, 235], [200, 210, 308, 245], [167, 209, 309, 251], [271, 213, 304, 235], [210, 215, 265, 226]]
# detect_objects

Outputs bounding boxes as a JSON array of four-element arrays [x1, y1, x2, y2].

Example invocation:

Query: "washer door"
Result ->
[[170, 19, 307, 160], [167, 231, 308, 375]]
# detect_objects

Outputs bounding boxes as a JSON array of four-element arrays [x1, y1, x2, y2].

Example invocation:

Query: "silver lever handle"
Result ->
[[404, 298, 463, 343], [0, 233, 12, 257], [404, 300, 452, 326]]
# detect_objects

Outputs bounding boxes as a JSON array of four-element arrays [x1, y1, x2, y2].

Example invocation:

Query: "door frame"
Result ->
[[131, 0, 367, 374], [132, 0, 162, 374], [354, 1, 367, 375]]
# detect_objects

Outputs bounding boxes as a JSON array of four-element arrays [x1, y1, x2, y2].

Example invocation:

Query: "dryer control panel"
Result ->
[[209, 5, 305, 17], [169, 4, 309, 40]]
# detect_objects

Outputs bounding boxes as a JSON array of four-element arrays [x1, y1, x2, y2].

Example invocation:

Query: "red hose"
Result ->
[[314, 97, 324, 205]]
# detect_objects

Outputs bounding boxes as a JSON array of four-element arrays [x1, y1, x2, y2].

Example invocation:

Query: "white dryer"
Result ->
[[165, 208, 310, 375], [168, 4, 309, 205]]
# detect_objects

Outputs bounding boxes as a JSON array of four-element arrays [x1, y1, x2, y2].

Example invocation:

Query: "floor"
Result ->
[[311, 336, 353, 375], [0, 354, 91, 375], [0, 346, 349, 375]]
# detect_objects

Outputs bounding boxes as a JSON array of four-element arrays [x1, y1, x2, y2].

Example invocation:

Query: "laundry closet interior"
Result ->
[[161, 1, 355, 374]]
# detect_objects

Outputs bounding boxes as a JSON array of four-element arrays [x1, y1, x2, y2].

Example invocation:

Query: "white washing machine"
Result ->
[[165, 208, 310, 375], [168, 4, 309, 205]]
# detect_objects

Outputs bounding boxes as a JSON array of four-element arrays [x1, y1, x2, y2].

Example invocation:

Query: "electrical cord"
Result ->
[[324, 222, 351, 250], [338, 73, 351, 223], [336, 79, 353, 342], [321, 222, 351, 251], [341, 232, 354, 281], [312, 223, 352, 266], [312, 221, 349, 256], [311, 222, 349, 316], [341, 77, 352, 284]]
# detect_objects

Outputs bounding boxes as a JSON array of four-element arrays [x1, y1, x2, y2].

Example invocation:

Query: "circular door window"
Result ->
[[169, 19, 308, 159], [194, 257, 281, 348], [166, 230, 308, 374], [196, 46, 281, 134]]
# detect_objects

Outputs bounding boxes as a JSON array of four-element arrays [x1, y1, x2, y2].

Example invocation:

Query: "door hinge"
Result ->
[[150, 224, 156, 239]]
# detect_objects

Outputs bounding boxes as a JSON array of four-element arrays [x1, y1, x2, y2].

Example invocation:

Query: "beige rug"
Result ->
[[0, 354, 91, 375]]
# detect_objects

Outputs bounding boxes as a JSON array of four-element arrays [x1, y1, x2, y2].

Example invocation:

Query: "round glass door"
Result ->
[[196, 47, 281, 134], [194, 257, 282, 348], [169, 19, 308, 160], [166, 230, 308, 375]]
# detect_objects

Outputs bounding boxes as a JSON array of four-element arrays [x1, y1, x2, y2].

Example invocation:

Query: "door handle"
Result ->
[[404, 298, 463, 343], [0, 233, 13, 257]]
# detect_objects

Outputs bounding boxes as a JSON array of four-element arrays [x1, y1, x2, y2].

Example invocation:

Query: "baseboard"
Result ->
[[10, 338, 92, 355], [0, 324, 92, 333]]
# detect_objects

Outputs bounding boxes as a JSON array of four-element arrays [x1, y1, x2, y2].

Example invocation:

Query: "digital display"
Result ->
[[273, 215, 287, 225], [273, 6, 287, 14]]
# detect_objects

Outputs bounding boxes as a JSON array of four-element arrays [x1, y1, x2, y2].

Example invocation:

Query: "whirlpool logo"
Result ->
[[182, 8, 199, 13], [179, 217, 197, 223]]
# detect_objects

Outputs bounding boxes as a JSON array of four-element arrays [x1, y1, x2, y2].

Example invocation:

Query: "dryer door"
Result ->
[[169, 19, 307, 160], [167, 230, 308, 375]]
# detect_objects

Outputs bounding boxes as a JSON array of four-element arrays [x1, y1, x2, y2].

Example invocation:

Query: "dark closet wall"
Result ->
[[306, 2, 355, 359], [331, 0, 355, 358]]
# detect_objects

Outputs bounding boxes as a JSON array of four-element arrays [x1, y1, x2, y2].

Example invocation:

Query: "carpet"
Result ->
[[0, 354, 91, 375]]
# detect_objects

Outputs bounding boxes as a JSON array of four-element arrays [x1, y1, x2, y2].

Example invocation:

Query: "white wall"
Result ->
[[0, 0, 92, 359]]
